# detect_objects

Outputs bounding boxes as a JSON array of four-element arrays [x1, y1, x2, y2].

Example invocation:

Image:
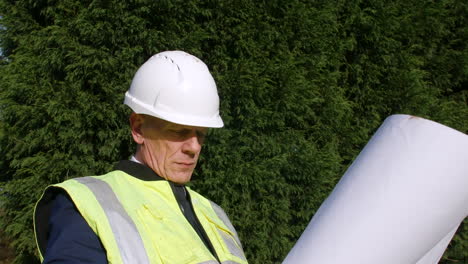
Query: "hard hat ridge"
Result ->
[[124, 51, 224, 128]]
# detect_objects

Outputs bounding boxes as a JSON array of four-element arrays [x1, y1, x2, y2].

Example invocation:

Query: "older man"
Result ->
[[34, 51, 248, 264]]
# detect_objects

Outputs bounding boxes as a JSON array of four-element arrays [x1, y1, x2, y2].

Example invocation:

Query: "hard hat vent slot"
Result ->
[[161, 55, 180, 71]]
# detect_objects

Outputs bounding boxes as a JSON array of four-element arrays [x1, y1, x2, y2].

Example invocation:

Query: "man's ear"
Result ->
[[130, 112, 145, 144]]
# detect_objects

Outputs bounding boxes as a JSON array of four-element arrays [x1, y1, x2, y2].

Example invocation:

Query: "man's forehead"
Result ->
[[143, 114, 207, 131], [166, 122, 208, 132]]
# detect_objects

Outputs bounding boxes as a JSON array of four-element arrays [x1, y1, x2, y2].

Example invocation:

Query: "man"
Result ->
[[34, 51, 248, 264]]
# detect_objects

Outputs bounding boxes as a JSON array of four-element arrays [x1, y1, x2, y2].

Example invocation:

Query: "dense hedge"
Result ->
[[0, 0, 467, 263]]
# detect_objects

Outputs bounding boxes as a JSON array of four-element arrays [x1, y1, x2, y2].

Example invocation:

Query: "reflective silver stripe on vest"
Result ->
[[75, 177, 150, 264], [219, 231, 246, 261], [210, 202, 247, 261]]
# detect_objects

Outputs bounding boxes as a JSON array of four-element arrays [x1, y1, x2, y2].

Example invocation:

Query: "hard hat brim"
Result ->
[[124, 92, 224, 128]]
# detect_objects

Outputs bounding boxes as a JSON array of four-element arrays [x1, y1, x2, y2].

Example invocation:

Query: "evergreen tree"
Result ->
[[0, 0, 466, 263]]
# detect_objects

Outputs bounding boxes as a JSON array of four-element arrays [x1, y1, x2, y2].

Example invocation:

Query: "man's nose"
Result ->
[[182, 133, 202, 156]]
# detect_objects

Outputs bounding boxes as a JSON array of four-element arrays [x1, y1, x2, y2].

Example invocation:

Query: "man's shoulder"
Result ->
[[186, 188, 226, 213], [55, 170, 129, 186]]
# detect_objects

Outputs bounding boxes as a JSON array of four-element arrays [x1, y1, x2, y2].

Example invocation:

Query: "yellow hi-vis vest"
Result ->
[[34, 170, 248, 264]]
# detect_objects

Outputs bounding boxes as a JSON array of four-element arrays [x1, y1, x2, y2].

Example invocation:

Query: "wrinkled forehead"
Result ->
[[141, 114, 207, 132]]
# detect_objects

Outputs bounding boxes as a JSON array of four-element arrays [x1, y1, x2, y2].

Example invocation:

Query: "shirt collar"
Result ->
[[113, 160, 165, 181]]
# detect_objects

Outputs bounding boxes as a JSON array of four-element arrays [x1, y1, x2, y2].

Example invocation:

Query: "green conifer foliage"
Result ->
[[0, 0, 466, 263]]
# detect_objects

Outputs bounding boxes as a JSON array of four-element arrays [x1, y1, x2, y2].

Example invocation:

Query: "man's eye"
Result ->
[[171, 130, 187, 135], [196, 131, 206, 138]]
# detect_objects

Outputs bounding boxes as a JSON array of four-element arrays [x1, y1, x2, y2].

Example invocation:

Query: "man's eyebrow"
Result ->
[[165, 124, 183, 129]]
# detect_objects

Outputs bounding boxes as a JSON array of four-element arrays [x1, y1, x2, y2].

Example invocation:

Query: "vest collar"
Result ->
[[113, 160, 165, 181]]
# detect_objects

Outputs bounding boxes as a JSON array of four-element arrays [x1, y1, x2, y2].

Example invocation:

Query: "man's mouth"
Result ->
[[176, 162, 195, 167]]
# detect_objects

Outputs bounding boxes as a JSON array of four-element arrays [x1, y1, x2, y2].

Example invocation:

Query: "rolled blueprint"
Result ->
[[283, 115, 468, 264]]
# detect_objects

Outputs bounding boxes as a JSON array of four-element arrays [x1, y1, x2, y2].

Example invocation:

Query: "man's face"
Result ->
[[135, 115, 207, 184]]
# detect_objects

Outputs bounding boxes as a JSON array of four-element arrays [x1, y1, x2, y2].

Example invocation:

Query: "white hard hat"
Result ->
[[124, 50, 223, 128]]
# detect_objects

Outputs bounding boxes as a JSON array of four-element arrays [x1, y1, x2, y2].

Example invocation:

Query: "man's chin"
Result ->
[[167, 172, 193, 184]]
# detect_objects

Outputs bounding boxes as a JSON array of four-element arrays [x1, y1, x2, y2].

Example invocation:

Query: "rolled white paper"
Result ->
[[283, 114, 468, 264], [415, 225, 459, 264]]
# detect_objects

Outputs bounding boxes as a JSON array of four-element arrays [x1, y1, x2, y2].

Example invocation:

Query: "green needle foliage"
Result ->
[[0, 0, 467, 263]]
